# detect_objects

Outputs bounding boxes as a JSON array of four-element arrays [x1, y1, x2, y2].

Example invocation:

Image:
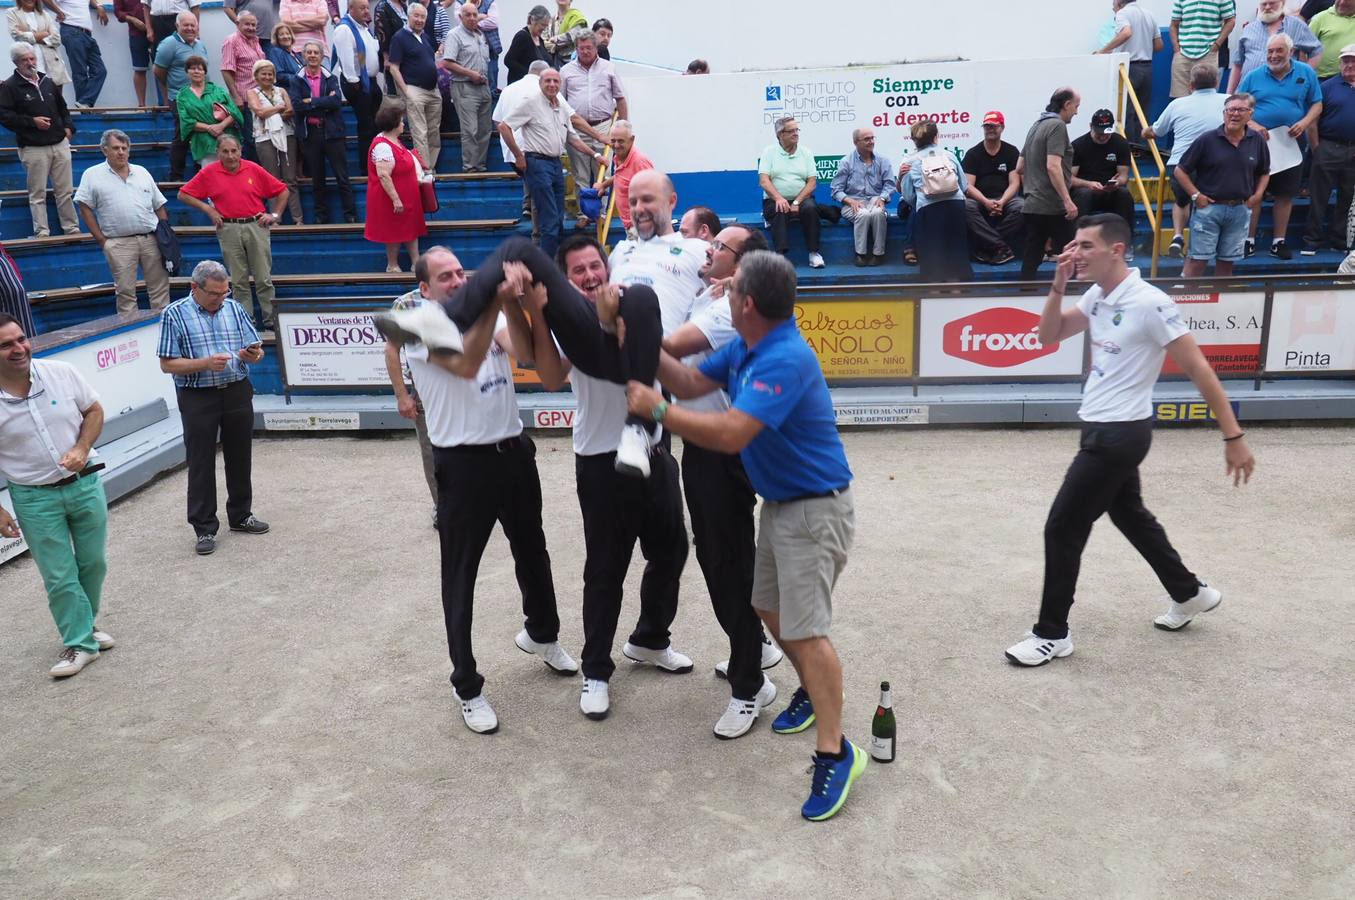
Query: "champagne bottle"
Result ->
[[870, 681, 896, 763]]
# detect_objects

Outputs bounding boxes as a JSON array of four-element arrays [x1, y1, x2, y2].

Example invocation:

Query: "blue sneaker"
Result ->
[[771, 686, 816, 734], [801, 739, 867, 821]]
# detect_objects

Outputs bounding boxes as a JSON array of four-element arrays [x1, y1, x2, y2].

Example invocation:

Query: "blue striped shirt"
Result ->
[[156, 295, 260, 388], [1234, 17, 1323, 83]]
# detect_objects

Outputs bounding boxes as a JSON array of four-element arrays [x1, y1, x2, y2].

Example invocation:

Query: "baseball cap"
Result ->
[[982, 110, 1005, 126], [1091, 108, 1115, 130], [1341, 43, 1355, 59]]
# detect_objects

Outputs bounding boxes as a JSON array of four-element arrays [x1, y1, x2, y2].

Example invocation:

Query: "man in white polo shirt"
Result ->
[[399, 245, 578, 735], [1004, 213, 1256, 667], [0, 312, 113, 678]]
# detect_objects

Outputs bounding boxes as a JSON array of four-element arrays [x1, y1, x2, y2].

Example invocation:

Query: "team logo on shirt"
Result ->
[[1094, 339, 1122, 355], [748, 378, 781, 396], [1113, 311, 1123, 326], [670, 246, 684, 256]]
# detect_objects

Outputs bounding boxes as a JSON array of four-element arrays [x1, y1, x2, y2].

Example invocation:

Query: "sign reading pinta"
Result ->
[[942, 307, 1057, 367], [918, 296, 1085, 378]]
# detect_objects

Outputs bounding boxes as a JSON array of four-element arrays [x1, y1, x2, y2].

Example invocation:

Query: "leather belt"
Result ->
[[38, 462, 105, 488], [778, 485, 849, 504], [525, 151, 559, 160], [1213, 199, 1247, 206], [446, 436, 524, 453], [221, 215, 262, 223]]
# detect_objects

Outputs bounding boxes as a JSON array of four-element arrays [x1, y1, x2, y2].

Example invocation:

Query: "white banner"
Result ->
[[43, 320, 179, 414], [276, 311, 390, 387], [918, 297, 1085, 378], [1164, 291, 1265, 375], [1264, 291, 1355, 374]]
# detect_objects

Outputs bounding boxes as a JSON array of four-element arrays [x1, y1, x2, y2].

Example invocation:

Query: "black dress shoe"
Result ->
[[854, 253, 868, 267], [229, 515, 270, 535], [869, 254, 884, 266]]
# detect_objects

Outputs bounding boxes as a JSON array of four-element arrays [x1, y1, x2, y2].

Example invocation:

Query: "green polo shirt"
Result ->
[[1310, 8, 1355, 78], [758, 142, 817, 200]]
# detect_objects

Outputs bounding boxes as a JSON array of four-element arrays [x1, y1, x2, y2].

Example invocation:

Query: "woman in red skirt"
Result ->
[[366, 100, 430, 273]]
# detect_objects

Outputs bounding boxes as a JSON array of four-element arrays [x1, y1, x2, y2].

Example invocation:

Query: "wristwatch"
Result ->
[[652, 400, 669, 423], [1191, 192, 1200, 203]]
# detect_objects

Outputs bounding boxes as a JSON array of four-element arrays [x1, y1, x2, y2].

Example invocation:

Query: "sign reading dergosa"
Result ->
[[276, 310, 390, 387]]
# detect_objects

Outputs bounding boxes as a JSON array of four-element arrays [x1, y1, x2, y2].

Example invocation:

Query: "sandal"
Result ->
[[903, 249, 918, 265]]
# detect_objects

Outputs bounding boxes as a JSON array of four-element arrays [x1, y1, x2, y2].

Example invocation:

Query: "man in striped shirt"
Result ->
[[1171, 0, 1237, 97]]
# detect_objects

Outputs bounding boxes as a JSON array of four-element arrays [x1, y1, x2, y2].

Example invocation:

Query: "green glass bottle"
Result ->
[[870, 681, 896, 763]]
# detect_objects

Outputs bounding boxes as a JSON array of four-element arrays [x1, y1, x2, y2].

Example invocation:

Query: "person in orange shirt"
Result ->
[[597, 119, 652, 239]]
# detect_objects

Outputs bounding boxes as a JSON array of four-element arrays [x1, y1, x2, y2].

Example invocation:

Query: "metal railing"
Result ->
[[1117, 62, 1170, 278]]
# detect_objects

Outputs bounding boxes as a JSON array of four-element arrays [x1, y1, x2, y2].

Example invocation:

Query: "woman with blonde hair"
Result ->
[[248, 58, 304, 223]]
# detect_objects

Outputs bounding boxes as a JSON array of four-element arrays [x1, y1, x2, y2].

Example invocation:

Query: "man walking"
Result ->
[[0, 43, 80, 238], [156, 260, 269, 556], [1020, 87, 1081, 279], [1099, 0, 1163, 144], [442, 2, 494, 172], [1004, 214, 1255, 667], [0, 312, 112, 678]]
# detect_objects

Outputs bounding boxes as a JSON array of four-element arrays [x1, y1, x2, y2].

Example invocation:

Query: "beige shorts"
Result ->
[[1170, 50, 1218, 98], [750, 489, 855, 641]]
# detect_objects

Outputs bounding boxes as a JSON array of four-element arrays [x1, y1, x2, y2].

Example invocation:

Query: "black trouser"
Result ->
[[442, 236, 662, 434], [1304, 138, 1355, 249], [965, 196, 1025, 260], [763, 196, 821, 253], [168, 96, 189, 181], [342, 78, 383, 169], [434, 436, 559, 700], [177, 379, 254, 536], [1035, 419, 1201, 640], [302, 130, 356, 222], [1126, 60, 1153, 145], [575, 447, 688, 682], [240, 107, 256, 161], [1021, 212, 1076, 280], [1073, 186, 1135, 236], [681, 443, 762, 701]]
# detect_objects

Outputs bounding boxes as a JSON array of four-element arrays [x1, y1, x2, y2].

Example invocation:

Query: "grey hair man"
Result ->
[[830, 126, 896, 265], [492, 58, 550, 225], [561, 29, 629, 227], [0, 41, 79, 237], [441, 0, 494, 172]]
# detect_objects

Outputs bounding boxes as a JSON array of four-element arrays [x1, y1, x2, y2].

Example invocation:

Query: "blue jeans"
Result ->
[[60, 24, 107, 107], [525, 154, 565, 258], [1189, 202, 1250, 263]]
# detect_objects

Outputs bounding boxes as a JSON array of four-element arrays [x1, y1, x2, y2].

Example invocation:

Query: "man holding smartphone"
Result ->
[[157, 259, 269, 556], [1070, 109, 1137, 254]]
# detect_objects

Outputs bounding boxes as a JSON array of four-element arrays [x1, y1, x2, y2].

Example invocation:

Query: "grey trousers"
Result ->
[[841, 201, 888, 255], [450, 80, 493, 171]]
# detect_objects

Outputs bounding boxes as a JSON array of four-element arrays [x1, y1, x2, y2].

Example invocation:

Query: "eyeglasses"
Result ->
[[712, 239, 743, 258]]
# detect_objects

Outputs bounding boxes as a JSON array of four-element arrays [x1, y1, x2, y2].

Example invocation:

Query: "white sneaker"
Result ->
[[1004, 632, 1074, 667], [92, 628, 115, 650], [580, 677, 610, 720], [713, 677, 778, 740], [613, 423, 652, 479], [455, 691, 499, 734], [714, 635, 784, 679], [514, 628, 579, 674], [50, 646, 99, 678], [373, 303, 465, 354], [808, 251, 826, 268], [622, 641, 694, 673], [1154, 583, 1222, 631]]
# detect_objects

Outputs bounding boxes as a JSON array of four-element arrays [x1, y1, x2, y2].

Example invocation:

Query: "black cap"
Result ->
[[1091, 108, 1115, 130]]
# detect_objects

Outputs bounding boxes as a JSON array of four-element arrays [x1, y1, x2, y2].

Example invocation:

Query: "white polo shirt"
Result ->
[[0, 360, 100, 486], [1076, 269, 1190, 423], [501, 88, 577, 157], [406, 312, 522, 447], [74, 163, 166, 238], [608, 232, 706, 333], [493, 72, 539, 161], [679, 281, 737, 414]]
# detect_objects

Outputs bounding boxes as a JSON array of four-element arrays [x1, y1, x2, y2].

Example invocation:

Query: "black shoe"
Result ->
[[1244, 238, 1256, 258], [869, 254, 884, 266], [229, 514, 270, 535], [854, 253, 868, 267], [1300, 241, 1324, 256], [344, 214, 357, 224], [1270, 239, 1293, 260], [992, 249, 1016, 265], [195, 533, 217, 555], [1168, 235, 1185, 258]]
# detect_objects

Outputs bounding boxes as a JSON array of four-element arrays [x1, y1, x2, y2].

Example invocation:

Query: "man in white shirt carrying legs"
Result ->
[[1005, 213, 1256, 667]]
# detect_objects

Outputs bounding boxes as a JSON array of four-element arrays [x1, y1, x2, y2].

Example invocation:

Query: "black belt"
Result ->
[[779, 485, 849, 504], [181, 378, 247, 391], [525, 151, 559, 161], [37, 462, 105, 488], [1212, 199, 1247, 206], [1321, 136, 1355, 145], [220, 215, 261, 223], [587, 118, 611, 126], [445, 436, 524, 453]]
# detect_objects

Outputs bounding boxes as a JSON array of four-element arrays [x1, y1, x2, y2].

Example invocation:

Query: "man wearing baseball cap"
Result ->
[[1303, 43, 1355, 252], [962, 110, 1025, 265], [1070, 109, 1136, 256]]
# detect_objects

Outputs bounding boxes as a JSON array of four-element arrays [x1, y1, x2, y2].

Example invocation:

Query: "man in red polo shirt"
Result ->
[[597, 120, 653, 239], [177, 134, 291, 327]]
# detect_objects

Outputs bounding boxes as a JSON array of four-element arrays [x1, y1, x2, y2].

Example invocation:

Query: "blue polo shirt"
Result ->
[[1237, 60, 1322, 130], [698, 318, 852, 502], [153, 34, 209, 101], [388, 27, 439, 91], [1318, 74, 1355, 142]]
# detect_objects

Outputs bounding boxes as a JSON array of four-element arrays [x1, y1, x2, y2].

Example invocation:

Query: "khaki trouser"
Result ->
[[19, 140, 78, 237], [255, 137, 304, 223], [404, 84, 443, 170], [217, 220, 275, 324], [566, 118, 611, 218], [450, 80, 493, 171], [1170, 50, 1217, 98], [103, 232, 171, 314]]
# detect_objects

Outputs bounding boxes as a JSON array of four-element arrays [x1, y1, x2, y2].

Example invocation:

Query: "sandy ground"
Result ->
[[2, 426, 1353, 899]]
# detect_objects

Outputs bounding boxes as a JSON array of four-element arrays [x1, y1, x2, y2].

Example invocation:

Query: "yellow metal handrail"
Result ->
[[1118, 62, 1170, 277], [595, 113, 620, 246]]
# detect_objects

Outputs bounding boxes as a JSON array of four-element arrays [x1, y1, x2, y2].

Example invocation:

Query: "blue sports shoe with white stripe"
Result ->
[[771, 686, 815, 734], [801, 738, 867, 821]]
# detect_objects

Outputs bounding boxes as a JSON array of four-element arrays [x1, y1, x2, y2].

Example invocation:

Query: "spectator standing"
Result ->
[[9, 0, 70, 89], [145, 0, 198, 64], [1237, 33, 1322, 257], [503, 5, 550, 84], [110, 0, 150, 105], [268, 23, 304, 86], [0, 43, 79, 237], [280, 0, 330, 54], [592, 15, 610, 59], [543, 0, 585, 66], [493, 58, 545, 229], [153, 11, 207, 180], [75, 129, 171, 313], [1304, 43, 1355, 250], [561, 29, 626, 226], [0, 249, 34, 337], [289, 40, 356, 223], [372, 0, 408, 82], [1099, 0, 1163, 145], [42, 0, 108, 107], [247, 59, 303, 223], [830, 126, 896, 266], [156, 259, 270, 557], [597, 118, 652, 239], [758, 115, 825, 269], [1020, 87, 1082, 279], [1071, 109, 1136, 246], [1173, 91, 1271, 276], [1310, 0, 1355, 77], [220, 10, 268, 156], [1170, 0, 1237, 98], [176, 56, 243, 168], [330, 0, 382, 165], [901, 120, 973, 282], [177, 135, 290, 326], [1229, 0, 1322, 90], [962, 110, 1025, 265], [388, 2, 443, 169], [1302, 0, 1334, 20], [366, 100, 430, 272], [1142, 62, 1227, 257], [443, 2, 494, 172], [472, 0, 503, 90], [225, 0, 279, 54]]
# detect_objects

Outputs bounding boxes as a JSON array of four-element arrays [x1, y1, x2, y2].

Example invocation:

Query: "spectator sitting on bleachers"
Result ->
[[962, 111, 1024, 265], [596, 118, 652, 239], [1071, 109, 1136, 257], [388, 2, 443, 169], [247, 59, 304, 223], [1237, 32, 1323, 258], [831, 126, 896, 267], [268, 23, 305, 88], [679, 205, 720, 241], [685, 58, 709, 75], [759, 115, 825, 269], [1304, 43, 1355, 251], [1228, 0, 1322, 91], [1143, 62, 1227, 258], [0, 42, 79, 238], [290, 40, 356, 223], [900, 120, 973, 283], [154, 11, 208, 180]]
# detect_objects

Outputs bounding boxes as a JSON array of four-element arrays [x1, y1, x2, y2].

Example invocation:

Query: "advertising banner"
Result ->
[[276, 310, 389, 388], [1163, 291, 1264, 376], [1264, 291, 1355, 374], [918, 296, 1085, 378], [0, 488, 25, 564], [794, 299, 915, 381], [43, 320, 178, 413]]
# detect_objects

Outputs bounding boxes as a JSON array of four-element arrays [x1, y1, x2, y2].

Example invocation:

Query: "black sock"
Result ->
[[815, 738, 849, 762]]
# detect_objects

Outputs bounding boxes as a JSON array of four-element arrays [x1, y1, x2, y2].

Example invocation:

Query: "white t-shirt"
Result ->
[[493, 73, 539, 160], [608, 232, 707, 333], [406, 312, 522, 447], [57, 0, 92, 30], [0, 359, 100, 486], [1114, 3, 1159, 62], [679, 282, 738, 414], [1076, 269, 1189, 423]]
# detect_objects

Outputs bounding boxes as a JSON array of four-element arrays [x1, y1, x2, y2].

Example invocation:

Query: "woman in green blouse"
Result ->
[[176, 55, 243, 168]]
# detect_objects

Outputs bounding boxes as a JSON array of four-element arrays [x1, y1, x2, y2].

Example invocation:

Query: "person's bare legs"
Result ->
[[1183, 258, 1208, 277], [134, 71, 147, 108], [1215, 259, 1234, 276], [757, 608, 843, 754], [404, 240, 420, 270], [1172, 203, 1187, 239], [385, 242, 401, 271], [1271, 197, 1293, 246]]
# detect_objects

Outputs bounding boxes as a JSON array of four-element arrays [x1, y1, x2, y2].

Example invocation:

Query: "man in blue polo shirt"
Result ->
[[1304, 43, 1355, 250], [1237, 32, 1324, 257], [626, 250, 864, 823]]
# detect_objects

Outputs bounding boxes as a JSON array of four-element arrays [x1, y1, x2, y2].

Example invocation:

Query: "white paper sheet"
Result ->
[[1267, 128, 1303, 174]]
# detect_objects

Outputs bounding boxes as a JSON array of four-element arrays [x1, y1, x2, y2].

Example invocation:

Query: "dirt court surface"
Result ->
[[2, 426, 1352, 898]]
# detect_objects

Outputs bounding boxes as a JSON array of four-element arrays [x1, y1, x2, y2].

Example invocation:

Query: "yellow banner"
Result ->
[[794, 299, 915, 380]]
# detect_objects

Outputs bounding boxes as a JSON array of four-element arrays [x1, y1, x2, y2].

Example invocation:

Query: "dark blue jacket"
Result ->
[[288, 69, 346, 142]]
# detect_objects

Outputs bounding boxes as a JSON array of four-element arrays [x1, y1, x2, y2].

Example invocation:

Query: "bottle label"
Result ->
[[869, 734, 894, 761]]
